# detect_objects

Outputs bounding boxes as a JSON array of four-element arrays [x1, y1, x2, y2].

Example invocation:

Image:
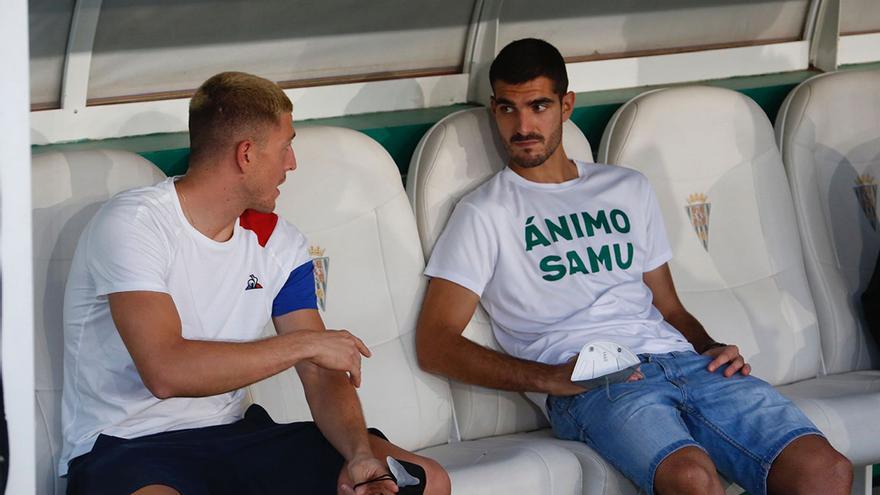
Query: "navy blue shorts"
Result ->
[[66, 404, 388, 495]]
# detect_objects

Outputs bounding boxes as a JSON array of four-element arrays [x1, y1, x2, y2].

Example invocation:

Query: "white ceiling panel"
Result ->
[[841, 0, 880, 35], [87, 0, 475, 101], [498, 0, 811, 60]]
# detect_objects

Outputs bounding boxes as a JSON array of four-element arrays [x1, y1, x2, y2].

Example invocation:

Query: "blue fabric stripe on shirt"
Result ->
[[272, 260, 318, 317]]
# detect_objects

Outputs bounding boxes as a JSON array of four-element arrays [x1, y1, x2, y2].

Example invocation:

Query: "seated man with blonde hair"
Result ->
[[61, 71, 449, 495]]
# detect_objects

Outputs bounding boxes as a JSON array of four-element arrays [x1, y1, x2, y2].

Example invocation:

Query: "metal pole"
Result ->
[[0, 0, 36, 492]]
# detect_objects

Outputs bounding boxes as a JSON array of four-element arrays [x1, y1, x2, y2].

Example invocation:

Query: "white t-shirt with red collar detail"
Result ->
[[60, 177, 315, 474], [425, 161, 694, 366]]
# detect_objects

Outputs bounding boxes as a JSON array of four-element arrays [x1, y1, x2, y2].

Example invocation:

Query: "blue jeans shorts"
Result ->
[[547, 351, 822, 495]]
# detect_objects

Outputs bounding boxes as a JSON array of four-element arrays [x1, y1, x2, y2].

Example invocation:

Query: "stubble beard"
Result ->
[[508, 122, 564, 169]]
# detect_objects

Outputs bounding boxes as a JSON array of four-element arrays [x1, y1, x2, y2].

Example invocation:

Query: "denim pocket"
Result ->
[[603, 379, 645, 402]]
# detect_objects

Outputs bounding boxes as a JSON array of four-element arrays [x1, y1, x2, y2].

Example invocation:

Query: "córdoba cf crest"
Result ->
[[854, 174, 878, 232], [309, 245, 330, 311], [685, 193, 711, 251]]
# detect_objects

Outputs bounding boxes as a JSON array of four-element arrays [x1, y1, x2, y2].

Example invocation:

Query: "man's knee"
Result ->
[[786, 451, 852, 495], [827, 453, 855, 491], [421, 457, 452, 495], [769, 435, 852, 495], [654, 447, 723, 495], [131, 485, 181, 495]]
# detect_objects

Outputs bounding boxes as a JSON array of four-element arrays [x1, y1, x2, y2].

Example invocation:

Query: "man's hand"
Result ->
[[542, 356, 644, 396], [546, 356, 645, 396], [543, 358, 587, 396], [339, 455, 399, 495], [299, 329, 372, 387], [704, 344, 751, 377]]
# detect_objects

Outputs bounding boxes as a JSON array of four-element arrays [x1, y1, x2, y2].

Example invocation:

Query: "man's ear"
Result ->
[[235, 139, 254, 173], [561, 91, 575, 121], [489, 96, 497, 115]]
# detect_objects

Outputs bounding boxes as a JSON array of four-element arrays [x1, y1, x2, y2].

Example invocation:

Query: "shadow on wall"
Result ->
[[826, 140, 880, 371], [344, 78, 426, 117], [343, 80, 428, 180], [825, 140, 880, 294]]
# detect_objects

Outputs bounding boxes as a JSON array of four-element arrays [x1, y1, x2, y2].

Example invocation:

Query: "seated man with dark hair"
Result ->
[[61, 71, 449, 495], [416, 38, 851, 495]]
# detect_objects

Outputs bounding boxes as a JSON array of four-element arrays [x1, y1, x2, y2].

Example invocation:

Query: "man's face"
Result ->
[[245, 112, 296, 212], [490, 76, 573, 169]]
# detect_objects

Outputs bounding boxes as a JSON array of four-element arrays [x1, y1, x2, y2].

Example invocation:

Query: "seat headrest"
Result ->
[[777, 69, 880, 163], [251, 126, 455, 451], [277, 126, 406, 233], [600, 86, 777, 180]]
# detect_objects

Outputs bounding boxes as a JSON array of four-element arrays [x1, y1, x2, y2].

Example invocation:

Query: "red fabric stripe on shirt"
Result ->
[[239, 209, 278, 247]]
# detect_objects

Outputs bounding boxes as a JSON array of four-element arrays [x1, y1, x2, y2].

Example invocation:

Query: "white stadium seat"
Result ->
[[246, 125, 587, 494], [599, 85, 880, 476], [407, 108, 639, 494], [32, 150, 166, 495], [32, 90, 880, 494], [775, 69, 880, 375], [247, 126, 455, 453]]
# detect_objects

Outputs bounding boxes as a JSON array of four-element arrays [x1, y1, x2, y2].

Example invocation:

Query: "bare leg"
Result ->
[[337, 435, 451, 495], [767, 434, 852, 495], [653, 446, 725, 495], [131, 486, 180, 495]]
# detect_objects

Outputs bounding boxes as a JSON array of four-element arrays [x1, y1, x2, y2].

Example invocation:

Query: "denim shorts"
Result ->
[[547, 351, 822, 495]]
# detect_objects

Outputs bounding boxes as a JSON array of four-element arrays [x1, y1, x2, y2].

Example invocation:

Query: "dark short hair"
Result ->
[[189, 72, 292, 162], [489, 38, 568, 97]]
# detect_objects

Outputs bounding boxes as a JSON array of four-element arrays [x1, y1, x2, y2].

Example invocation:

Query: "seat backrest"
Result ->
[[406, 107, 593, 440], [775, 69, 880, 374], [32, 150, 166, 495], [247, 126, 455, 452], [599, 86, 821, 386]]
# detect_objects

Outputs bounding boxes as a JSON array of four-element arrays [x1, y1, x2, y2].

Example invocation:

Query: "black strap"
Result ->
[[352, 474, 395, 490]]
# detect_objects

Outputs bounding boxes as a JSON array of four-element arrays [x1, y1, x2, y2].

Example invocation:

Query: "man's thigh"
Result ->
[[67, 405, 373, 495], [547, 358, 702, 494], [66, 432, 212, 495], [214, 405, 350, 494], [672, 352, 823, 495]]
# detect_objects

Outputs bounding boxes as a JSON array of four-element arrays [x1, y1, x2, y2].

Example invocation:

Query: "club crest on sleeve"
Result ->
[[309, 245, 330, 311], [854, 174, 878, 232], [685, 193, 711, 251], [245, 274, 263, 291]]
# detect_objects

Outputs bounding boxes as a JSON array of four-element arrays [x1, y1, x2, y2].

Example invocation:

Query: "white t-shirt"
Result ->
[[425, 161, 694, 366], [60, 177, 314, 474]]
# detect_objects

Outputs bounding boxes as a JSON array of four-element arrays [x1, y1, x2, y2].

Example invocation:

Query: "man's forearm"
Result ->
[[299, 364, 373, 461], [419, 331, 571, 395], [665, 309, 716, 353], [135, 332, 309, 399]]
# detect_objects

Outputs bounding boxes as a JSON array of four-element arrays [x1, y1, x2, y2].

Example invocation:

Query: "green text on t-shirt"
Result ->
[[524, 209, 634, 281]]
